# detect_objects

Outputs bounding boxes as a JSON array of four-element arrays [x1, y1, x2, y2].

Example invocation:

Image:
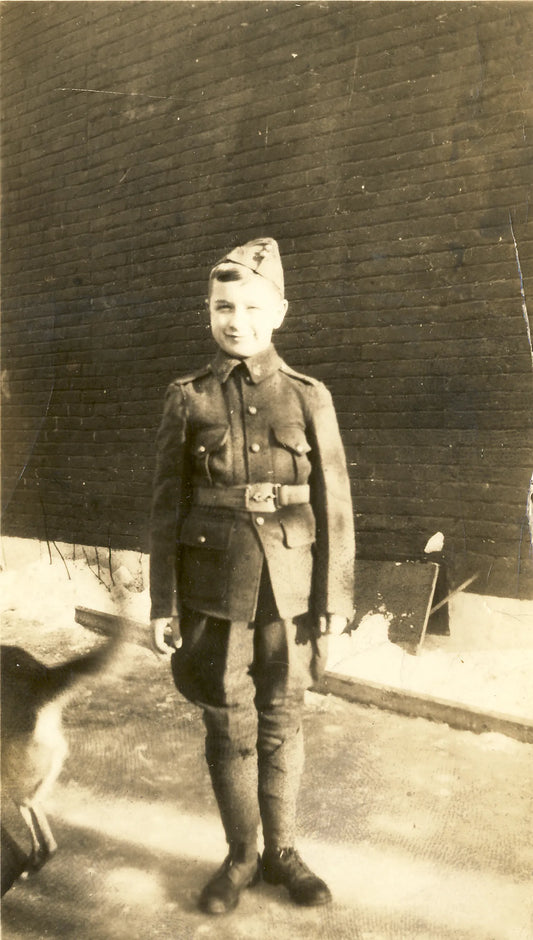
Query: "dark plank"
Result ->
[[353, 559, 439, 655]]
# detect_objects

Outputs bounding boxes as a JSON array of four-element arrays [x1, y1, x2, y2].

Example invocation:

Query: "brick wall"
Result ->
[[2, 1, 532, 597]]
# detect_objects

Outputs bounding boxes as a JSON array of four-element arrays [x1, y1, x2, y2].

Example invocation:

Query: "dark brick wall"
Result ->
[[2, 1, 532, 597]]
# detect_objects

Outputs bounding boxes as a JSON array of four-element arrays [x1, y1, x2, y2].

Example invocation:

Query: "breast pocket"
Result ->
[[271, 425, 312, 484], [191, 425, 229, 484]]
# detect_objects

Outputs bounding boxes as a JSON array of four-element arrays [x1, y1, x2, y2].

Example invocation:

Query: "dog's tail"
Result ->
[[41, 622, 125, 700]]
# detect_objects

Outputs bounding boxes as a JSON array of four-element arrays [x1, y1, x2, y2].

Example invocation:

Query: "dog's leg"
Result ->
[[18, 802, 57, 871], [17, 711, 67, 873]]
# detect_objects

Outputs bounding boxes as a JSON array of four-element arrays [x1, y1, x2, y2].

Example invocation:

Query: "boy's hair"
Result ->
[[209, 263, 247, 285]]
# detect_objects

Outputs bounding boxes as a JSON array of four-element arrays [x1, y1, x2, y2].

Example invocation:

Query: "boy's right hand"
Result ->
[[151, 617, 182, 656]]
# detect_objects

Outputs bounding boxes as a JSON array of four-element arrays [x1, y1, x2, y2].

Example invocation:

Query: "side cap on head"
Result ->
[[212, 237, 284, 295]]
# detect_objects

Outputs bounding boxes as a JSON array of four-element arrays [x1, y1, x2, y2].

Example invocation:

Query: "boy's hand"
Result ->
[[320, 614, 348, 637], [151, 617, 182, 655]]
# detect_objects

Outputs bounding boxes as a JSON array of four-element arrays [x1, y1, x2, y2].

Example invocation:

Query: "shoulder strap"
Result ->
[[172, 363, 212, 386], [279, 361, 321, 387]]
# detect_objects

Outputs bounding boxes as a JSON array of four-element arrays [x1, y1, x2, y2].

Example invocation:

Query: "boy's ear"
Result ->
[[273, 299, 288, 329]]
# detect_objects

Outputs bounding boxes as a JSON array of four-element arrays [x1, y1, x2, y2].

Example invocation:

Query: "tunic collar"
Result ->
[[211, 344, 283, 385]]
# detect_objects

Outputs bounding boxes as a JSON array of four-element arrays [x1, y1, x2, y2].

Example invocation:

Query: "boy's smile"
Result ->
[[208, 275, 288, 359]]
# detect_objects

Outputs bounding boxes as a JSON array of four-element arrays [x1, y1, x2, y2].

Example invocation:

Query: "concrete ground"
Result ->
[[2, 616, 532, 940]]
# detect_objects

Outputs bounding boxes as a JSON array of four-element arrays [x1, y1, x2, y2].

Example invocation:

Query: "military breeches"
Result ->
[[171, 568, 327, 849]]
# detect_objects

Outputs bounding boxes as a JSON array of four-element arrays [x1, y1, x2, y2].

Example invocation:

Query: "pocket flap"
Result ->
[[179, 512, 233, 550], [192, 425, 229, 457], [273, 425, 311, 455], [280, 506, 316, 547]]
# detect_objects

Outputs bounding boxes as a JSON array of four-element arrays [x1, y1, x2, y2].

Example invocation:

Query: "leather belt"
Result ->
[[193, 483, 310, 513]]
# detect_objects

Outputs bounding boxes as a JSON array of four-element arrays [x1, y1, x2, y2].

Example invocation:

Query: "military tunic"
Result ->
[[150, 344, 355, 626]]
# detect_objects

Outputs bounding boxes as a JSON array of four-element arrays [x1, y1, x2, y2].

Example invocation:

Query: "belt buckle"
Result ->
[[245, 483, 279, 512]]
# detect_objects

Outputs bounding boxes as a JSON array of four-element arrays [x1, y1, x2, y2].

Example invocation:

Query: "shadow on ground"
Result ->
[[2, 627, 532, 940]]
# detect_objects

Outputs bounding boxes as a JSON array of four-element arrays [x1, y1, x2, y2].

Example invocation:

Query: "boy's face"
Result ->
[[208, 274, 288, 359]]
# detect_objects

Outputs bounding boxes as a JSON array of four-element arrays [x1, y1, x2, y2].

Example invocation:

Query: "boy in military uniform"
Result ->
[[150, 238, 355, 914]]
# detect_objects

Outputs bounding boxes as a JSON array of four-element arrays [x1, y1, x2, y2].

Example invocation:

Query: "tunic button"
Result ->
[[197, 445, 206, 454], [197, 535, 206, 544], [255, 516, 265, 526], [250, 443, 260, 453], [247, 405, 258, 415]]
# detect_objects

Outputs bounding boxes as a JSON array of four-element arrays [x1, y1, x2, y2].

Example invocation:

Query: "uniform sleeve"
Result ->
[[308, 383, 355, 621], [149, 383, 190, 620]]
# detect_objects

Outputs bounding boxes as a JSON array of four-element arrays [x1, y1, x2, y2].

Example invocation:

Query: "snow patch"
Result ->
[[327, 590, 533, 720]]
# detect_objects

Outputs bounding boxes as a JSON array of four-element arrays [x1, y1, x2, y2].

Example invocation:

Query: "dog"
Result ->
[[1, 630, 122, 884]]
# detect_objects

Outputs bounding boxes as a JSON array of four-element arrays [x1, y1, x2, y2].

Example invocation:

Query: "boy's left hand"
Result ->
[[320, 614, 348, 636]]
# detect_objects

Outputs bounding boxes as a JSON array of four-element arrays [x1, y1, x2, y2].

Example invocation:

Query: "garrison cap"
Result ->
[[211, 237, 284, 296]]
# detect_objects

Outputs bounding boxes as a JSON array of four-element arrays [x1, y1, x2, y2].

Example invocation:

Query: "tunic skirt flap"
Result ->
[[179, 512, 234, 550], [279, 505, 316, 548]]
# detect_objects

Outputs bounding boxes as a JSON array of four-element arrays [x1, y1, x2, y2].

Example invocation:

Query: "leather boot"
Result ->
[[262, 846, 332, 906], [198, 843, 260, 914]]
